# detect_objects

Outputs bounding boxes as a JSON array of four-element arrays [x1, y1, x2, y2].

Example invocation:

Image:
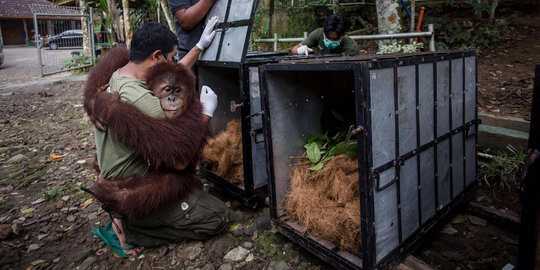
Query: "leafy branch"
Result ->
[[303, 132, 357, 171]]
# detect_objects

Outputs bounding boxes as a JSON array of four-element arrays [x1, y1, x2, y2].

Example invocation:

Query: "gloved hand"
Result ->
[[297, 45, 313, 55], [200, 85, 218, 117], [196, 16, 220, 50]]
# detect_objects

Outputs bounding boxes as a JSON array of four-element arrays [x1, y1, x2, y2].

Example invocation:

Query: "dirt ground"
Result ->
[[477, 16, 540, 119], [0, 14, 538, 270]]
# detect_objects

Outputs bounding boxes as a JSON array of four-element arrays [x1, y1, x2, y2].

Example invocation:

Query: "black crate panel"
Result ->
[[420, 147, 436, 223], [370, 68, 395, 169], [374, 168, 399, 262], [418, 63, 435, 146], [261, 52, 478, 269], [248, 67, 267, 189]]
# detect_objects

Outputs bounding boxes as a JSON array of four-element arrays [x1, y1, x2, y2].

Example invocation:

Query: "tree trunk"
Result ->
[[332, 0, 340, 14], [79, 0, 90, 56], [473, 0, 482, 20], [489, 0, 499, 25], [121, 0, 132, 48], [107, 0, 124, 42], [160, 0, 176, 32], [375, 0, 402, 46], [410, 0, 415, 32]]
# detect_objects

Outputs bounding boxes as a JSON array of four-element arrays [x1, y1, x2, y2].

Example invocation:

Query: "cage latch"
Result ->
[[216, 20, 251, 32], [230, 101, 243, 112], [250, 128, 265, 143], [345, 125, 364, 143], [245, 111, 264, 119], [465, 119, 481, 138]]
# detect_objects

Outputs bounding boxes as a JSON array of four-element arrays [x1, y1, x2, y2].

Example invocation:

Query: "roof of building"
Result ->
[[0, 0, 54, 19]]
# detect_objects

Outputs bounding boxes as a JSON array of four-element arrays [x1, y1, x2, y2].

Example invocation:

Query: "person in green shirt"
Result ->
[[92, 20, 229, 257], [291, 14, 359, 56]]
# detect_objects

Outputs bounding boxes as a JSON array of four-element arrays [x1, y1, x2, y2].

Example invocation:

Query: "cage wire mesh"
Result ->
[[30, 4, 92, 76]]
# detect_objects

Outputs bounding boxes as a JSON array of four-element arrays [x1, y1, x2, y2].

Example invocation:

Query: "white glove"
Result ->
[[297, 45, 313, 55], [200, 85, 218, 117], [196, 16, 220, 50]]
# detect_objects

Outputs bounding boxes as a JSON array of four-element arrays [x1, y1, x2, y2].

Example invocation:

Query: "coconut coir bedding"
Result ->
[[202, 119, 244, 184], [284, 154, 361, 252]]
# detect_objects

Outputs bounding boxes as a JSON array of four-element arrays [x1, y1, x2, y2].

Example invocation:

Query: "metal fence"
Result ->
[[30, 5, 94, 76], [254, 24, 436, 52]]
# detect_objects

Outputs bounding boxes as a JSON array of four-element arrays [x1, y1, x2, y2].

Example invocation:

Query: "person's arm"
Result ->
[[290, 43, 303, 55], [290, 29, 319, 55], [172, 0, 216, 31], [179, 16, 219, 68], [179, 46, 202, 69], [341, 37, 360, 56]]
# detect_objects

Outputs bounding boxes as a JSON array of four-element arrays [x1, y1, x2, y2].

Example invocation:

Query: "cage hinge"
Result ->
[[230, 101, 243, 112]]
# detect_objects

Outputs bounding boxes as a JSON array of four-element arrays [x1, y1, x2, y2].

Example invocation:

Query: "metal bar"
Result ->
[[241, 0, 260, 63], [274, 33, 278, 52], [254, 37, 304, 42], [260, 65, 279, 219], [255, 31, 432, 43], [33, 14, 43, 77], [462, 56, 466, 191], [357, 62, 376, 270], [215, 0, 233, 61], [240, 65, 255, 194], [449, 59, 454, 199], [415, 63, 422, 228], [433, 60, 439, 208], [324, 2, 376, 6], [394, 65, 403, 245], [428, 24, 435, 52], [33, 13, 89, 18]]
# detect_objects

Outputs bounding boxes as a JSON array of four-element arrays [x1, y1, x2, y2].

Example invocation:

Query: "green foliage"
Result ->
[[282, 7, 318, 38], [425, 16, 511, 51], [303, 131, 357, 171], [61, 52, 98, 74], [250, 4, 318, 51], [377, 41, 424, 54], [481, 145, 525, 192]]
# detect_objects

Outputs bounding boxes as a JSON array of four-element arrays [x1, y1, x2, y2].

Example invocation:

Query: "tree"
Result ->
[[375, 0, 402, 46], [106, 0, 124, 42], [122, 0, 132, 47], [159, 0, 176, 32], [79, 0, 91, 56]]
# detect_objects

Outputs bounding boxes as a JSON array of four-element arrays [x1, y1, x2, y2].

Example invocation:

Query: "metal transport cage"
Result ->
[[197, 52, 336, 207], [260, 51, 479, 269]]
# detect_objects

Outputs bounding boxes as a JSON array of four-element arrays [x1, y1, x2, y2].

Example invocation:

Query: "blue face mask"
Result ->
[[323, 36, 341, 50]]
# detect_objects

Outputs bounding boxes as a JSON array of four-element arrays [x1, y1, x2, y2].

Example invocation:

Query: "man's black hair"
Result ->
[[323, 14, 350, 37], [129, 22, 178, 63]]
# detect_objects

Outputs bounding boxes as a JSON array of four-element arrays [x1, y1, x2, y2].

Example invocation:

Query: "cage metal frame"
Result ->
[[260, 51, 479, 269]]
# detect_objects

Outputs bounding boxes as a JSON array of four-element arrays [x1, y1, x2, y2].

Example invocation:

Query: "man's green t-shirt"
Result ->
[[301, 28, 359, 56], [95, 70, 166, 180]]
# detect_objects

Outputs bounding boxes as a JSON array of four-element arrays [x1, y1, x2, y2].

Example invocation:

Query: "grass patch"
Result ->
[[481, 145, 525, 194], [43, 189, 61, 201]]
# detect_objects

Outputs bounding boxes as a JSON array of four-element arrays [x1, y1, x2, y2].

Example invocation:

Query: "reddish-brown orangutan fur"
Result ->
[[91, 171, 197, 219], [83, 47, 208, 219], [83, 47, 129, 125], [87, 48, 208, 169]]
